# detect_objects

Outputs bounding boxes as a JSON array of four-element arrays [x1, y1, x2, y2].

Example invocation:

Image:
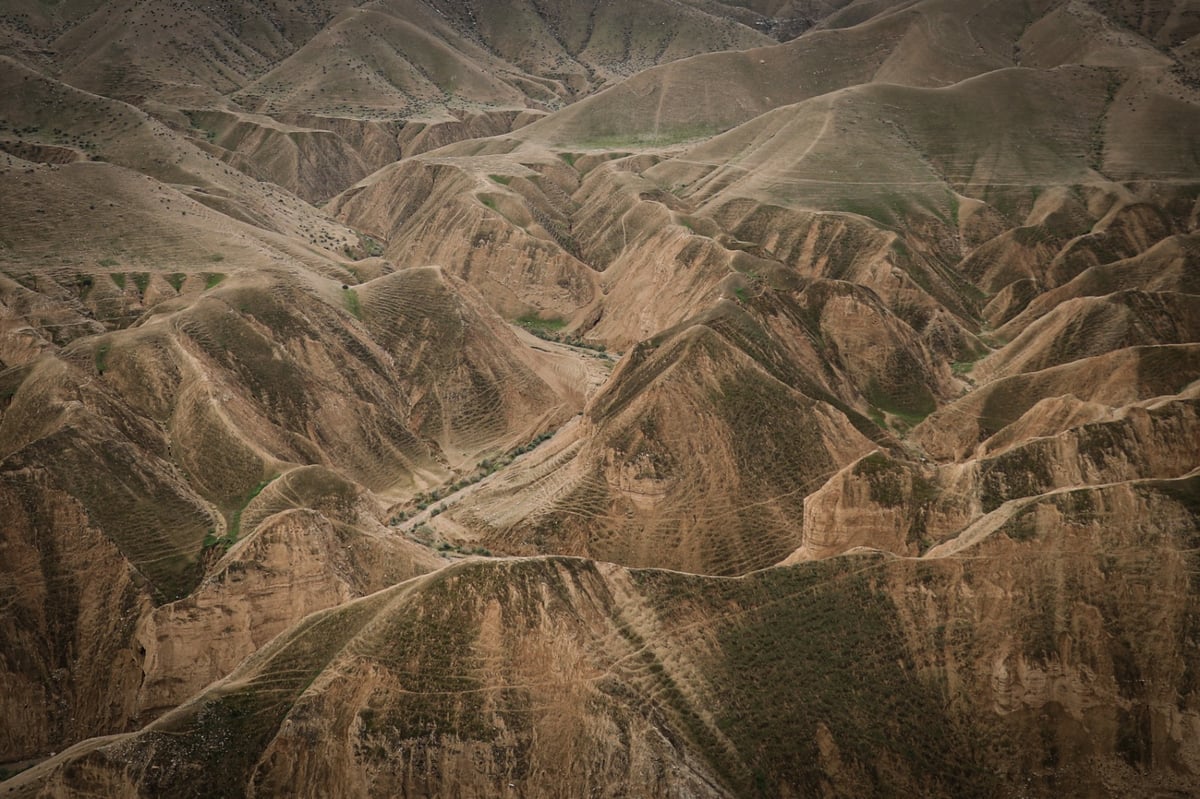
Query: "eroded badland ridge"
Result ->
[[0, 0, 1198, 796]]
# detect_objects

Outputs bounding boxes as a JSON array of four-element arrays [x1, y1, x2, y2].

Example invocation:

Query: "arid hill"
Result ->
[[1, 0, 1199, 796]]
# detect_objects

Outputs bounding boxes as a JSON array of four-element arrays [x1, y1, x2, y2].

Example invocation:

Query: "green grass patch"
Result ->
[[132, 272, 151, 294], [207, 253, 224, 263], [343, 287, 362, 319], [205, 272, 226, 290], [225, 477, 277, 545], [559, 152, 577, 167], [358, 234, 383, 258], [98, 257, 119, 268], [166, 272, 186, 292], [110, 272, 126, 289], [488, 174, 511, 186], [516, 313, 567, 332], [865, 374, 936, 430], [94, 342, 111, 375], [514, 316, 607, 352], [577, 124, 718, 149]]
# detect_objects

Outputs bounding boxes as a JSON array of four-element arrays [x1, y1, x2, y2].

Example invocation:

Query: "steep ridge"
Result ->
[[328, 157, 601, 321], [431, 272, 971, 575], [0, 0, 805, 113], [10, 482, 1200, 798], [913, 345, 1200, 461], [0, 214, 583, 760], [1, 0, 1199, 793]]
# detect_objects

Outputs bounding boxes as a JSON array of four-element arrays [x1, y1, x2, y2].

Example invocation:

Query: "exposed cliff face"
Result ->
[[0, 167, 584, 760], [329, 160, 600, 321], [135, 466, 443, 719], [0, 473, 151, 762], [11, 476, 1200, 798], [2, 0, 1200, 793]]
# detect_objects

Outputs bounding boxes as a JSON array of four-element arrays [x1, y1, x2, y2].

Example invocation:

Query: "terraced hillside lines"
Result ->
[[180, 108, 383, 203], [0, 58, 369, 266], [913, 344, 1200, 461], [135, 464, 444, 719], [1, 0, 1200, 793], [975, 290, 1200, 382], [0, 358, 218, 603], [358, 267, 574, 466], [443, 318, 882, 576], [336, 162, 600, 321], [0, 472, 151, 763], [996, 233, 1200, 330], [29, 533, 1200, 797]]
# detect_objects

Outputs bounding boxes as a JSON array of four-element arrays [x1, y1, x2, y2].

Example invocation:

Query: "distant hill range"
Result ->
[[1, 1, 1199, 796]]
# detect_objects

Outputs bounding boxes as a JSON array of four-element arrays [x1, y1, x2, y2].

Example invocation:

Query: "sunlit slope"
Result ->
[[12, 499, 1200, 798], [0, 57, 368, 259], [0, 154, 585, 759], [514, 0, 1099, 148], [328, 156, 601, 321], [0, 0, 1198, 791], [436, 276, 969, 575]]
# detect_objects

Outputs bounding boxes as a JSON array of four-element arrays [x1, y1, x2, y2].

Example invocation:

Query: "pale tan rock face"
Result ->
[[136, 510, 356, 718], [12, 479, 1200, 797]]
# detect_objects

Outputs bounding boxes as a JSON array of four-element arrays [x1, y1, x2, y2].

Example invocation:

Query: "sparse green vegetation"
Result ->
[[631, 558, 995, 797], [488, 174, 511, 185], [394, 431, 558, 526], [854, 451, 907, 507], [205, 272, 226, 289], [166, 272, 186, 292], [132, 272, 151, 294], [98, 257, 119, 268], [74, 273, 94, 298], [94, 342, 111, 374], [222, 476, 278, 547], [514, 314, 607, 352], [516, 313, 567, 332], [358, 234, 383, 257], [577, 124, 719, 149], [342, 287, 362, 319]]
